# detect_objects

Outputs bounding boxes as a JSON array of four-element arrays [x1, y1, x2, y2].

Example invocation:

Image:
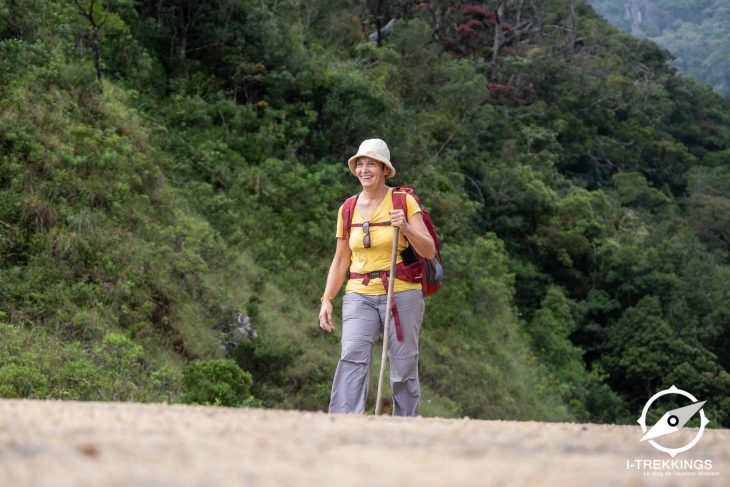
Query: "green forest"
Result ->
[[1, 0, 729, 426], [588, 0, 730, 95]]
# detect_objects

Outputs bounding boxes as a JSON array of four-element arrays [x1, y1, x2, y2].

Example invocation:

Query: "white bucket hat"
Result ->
[[347, 138, 396, 179]]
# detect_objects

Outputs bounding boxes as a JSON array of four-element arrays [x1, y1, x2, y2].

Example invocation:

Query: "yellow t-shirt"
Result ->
[[336, 188, 423, 295]]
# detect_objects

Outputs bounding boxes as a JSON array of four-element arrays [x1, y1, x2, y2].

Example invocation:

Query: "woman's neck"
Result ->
[[361, 184, 389, 202]]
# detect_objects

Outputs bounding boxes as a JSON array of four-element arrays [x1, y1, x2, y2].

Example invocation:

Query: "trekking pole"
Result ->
[[375, 226, 400, 415]]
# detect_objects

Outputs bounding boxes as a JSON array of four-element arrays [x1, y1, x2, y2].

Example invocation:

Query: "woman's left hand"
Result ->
[[390, 209, 409, 230]]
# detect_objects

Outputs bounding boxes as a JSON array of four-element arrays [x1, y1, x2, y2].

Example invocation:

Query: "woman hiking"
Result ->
[[319, 138, 436, 416]]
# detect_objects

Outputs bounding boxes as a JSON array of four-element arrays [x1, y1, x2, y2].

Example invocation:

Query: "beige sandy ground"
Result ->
[[0, 399, 727, 486]]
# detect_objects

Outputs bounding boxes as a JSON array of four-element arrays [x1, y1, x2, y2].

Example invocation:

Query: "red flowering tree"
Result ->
[[412, 1, 533, 61]]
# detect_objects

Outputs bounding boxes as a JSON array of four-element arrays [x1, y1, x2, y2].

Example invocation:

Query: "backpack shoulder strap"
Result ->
[[340, 193, 359, 240]]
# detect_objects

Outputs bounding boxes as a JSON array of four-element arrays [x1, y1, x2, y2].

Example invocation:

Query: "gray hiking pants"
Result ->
[[328, 290, 425, 416]]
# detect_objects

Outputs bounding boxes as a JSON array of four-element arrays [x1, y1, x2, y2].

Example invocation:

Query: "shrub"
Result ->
[[182, 359, 253, 407], [0, 363, 48, 398], [93, 332, 145, 401], [59, 358, 100, 401]]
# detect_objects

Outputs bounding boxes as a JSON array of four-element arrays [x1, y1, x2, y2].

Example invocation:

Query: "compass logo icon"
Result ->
[[638, 385, 710, 457]]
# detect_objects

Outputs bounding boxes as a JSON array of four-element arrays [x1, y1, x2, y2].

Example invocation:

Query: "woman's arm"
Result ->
[[390, 210, 436, 259], [319, 238, 352, 333]]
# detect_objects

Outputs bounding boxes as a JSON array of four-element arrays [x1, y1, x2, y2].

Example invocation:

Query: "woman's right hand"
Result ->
[[319, 301, 334, 333]]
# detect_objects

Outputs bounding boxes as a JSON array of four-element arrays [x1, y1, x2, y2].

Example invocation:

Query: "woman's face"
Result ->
[[355, 157, 387, 189]]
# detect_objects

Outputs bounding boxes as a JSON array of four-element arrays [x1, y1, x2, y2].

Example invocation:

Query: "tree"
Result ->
[[687, 166, 730, 250], [73, 0, 111, 83]]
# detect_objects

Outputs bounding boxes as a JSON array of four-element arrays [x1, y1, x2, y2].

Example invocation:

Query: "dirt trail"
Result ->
[[0, 399, 727, 486]]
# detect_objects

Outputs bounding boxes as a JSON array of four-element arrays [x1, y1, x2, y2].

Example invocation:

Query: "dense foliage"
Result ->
[[588, 0, 730, 95], [1, 0, 728, 426]]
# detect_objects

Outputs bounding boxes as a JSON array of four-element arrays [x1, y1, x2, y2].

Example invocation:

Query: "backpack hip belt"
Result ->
[[347, 265, 420, 342]]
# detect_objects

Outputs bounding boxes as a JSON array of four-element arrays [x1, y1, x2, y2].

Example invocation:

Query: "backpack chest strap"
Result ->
[[350, 221, 391, 228]]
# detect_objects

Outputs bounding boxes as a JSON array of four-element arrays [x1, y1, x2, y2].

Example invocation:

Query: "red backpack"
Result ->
[[341, 187, 443, 297]]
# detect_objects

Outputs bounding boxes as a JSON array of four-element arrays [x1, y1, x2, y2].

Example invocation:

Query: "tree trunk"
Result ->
[[92, 26, 102, 84], [492, 2, 505, 64]]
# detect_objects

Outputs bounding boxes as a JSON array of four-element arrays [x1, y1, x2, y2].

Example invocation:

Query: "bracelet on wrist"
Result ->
[[320, 296, 334, 303]]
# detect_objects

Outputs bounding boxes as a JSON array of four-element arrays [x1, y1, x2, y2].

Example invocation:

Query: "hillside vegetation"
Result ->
[[1, 0, 729, 425], [588, 0, 730, 95]]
